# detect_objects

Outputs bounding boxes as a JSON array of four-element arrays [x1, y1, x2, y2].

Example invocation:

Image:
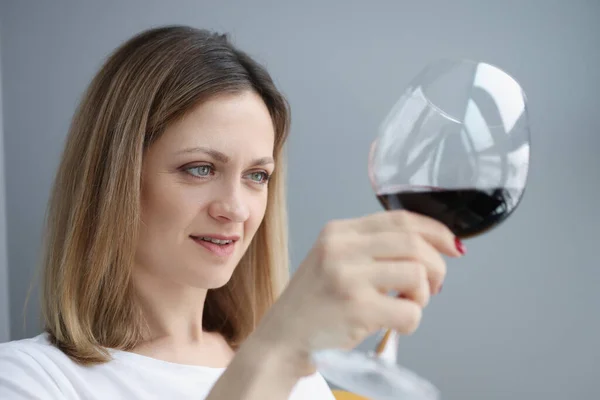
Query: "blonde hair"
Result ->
[[41, 26, 291, 365]]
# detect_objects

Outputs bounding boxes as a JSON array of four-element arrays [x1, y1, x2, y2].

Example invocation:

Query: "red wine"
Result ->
[[377, 187, 519, 238]]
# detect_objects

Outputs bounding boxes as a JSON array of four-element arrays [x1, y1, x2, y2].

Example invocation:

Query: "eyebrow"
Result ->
[[176, 146, 275, 166]]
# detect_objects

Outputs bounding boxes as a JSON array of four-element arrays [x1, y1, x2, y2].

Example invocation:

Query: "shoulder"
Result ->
[[1, 332, 54, 352], [0, 333, 69, 367], [292, 371, 336, 399], [0, 334, 68, 398]]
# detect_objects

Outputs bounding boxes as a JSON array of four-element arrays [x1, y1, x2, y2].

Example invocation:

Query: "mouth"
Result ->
[[190, 235, 239, 257]]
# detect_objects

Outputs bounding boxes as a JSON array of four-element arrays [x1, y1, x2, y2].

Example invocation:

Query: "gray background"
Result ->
[[0, 20, 8, 343], [1, 0, 599, 398]]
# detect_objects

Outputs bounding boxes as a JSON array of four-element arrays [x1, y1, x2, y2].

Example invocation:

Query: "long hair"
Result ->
[[41, 26, 291, 365]]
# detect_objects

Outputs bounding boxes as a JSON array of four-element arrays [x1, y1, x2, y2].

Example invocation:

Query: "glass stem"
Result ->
[[374, 329, 399, 365]]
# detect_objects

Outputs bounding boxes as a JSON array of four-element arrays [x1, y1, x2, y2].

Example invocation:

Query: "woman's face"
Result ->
[[135, 91, 275, 289]]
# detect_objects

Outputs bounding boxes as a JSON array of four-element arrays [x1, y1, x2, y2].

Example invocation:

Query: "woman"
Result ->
[[0, 26, 465, 399]]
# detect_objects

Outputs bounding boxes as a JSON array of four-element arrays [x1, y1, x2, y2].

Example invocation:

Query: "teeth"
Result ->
[[200, 237, 233, 245]]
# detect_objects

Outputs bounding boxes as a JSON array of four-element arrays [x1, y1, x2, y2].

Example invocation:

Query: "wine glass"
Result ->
[[313, 59, 530, 399]]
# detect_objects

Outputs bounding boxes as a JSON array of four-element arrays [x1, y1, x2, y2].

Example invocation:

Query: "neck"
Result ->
[[133, 267, 209, 345]]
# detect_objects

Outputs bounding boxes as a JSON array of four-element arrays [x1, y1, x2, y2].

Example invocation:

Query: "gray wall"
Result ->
[[1, 1, 599, 398], [0, 19, 9, 343]]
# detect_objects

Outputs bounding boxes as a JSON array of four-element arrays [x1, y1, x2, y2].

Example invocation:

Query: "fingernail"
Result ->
[[455, 237, 466, 255], [437, 284, 443, 294]]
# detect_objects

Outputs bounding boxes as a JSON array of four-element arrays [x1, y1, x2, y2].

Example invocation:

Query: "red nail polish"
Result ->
[[455, 237, 466, 255]]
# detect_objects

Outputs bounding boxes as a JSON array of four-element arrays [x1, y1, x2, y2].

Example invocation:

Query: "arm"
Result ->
[[205, 326, 315, 400]]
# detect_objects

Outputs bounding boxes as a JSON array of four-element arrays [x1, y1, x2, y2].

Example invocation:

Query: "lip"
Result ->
[[190, 234, 241, 242], [190, 234, 240, 258]]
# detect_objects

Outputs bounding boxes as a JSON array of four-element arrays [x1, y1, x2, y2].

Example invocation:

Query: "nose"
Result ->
[[207, 182, 250, 223]]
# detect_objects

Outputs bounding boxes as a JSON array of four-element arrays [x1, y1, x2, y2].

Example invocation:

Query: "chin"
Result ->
[[184, 267, 236, 290]]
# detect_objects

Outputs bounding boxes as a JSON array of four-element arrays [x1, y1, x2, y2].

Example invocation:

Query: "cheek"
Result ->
[[141, 179, 201, 235], [246, 191, 269, 234]]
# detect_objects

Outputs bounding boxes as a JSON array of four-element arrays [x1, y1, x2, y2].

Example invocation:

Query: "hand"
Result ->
[[254, 210, 464, 373]]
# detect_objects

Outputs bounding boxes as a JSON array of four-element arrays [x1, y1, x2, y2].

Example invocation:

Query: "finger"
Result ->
[[352, 232, 447, 293], [349, 210, 463, 257], [399, 282, 431, 308], [369, 261, 431, 307], [374, 295, 423, 335]]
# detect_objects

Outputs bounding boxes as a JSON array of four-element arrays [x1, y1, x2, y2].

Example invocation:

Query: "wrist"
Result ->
[[242, 324, 316, 380], [206, 328, 311, 400]]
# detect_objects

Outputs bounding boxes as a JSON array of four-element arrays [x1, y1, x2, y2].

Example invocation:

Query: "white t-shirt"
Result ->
[[0, 334, 336, 399]]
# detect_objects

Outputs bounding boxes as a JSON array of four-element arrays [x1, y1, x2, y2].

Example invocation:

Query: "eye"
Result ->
[[246, 171, 271, 184], [186, 165, 213, 178]]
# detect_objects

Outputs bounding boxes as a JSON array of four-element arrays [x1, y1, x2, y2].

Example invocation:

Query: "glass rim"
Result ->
[[407, 57, 529, 129]]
